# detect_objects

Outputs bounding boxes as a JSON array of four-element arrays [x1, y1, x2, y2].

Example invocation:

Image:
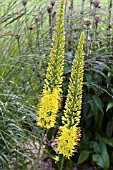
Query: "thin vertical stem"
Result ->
[[70, 0, 74, 10], [24, 6, 33, 53], [17, 38, 21, 55], [90, 0, 92, 13], [33, 129, 45, 170], [49, 13, 52, 39], [107, 0, 112, 45], [60, 156, 65, 170], [81, 0, 85, 17], [35, 20, 40, 48], [65, 0, 67, 13]]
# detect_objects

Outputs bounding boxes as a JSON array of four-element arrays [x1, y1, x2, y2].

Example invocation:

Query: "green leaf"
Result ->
[[77, 150, 90, 165], [91, 68, 106, 78], [106, 102, 113, 112], [103, 138, 113, 147], [92, 95, 104, 114], [94, 61, 110, 71], [92, 143, 109, 170], [89, 141, 100, 153], [96, 46, 106, 52], [97, 111, 103, 129], [90, 100, 98, 124], [106, 121, 113, 137]]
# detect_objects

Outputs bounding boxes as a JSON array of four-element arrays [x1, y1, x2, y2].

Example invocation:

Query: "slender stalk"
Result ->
[[60, 156, 65, 170], [107, 0, 112, 45], [35, 20, 40, 48], [90, 0, 92, 13], [49, 13, 52, 39], [70, 0, 74, 10], [65, 0, 67, 13], [81, 0, 85, 16], [80, 0, 85, 29], [85, 26, 89, 57], [33, 129, 45, 170], [24, 6, 33, 53], [17, 38, 21, 55]]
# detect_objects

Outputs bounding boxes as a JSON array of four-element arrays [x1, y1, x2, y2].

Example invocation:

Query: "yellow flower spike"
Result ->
[[63, 32, 84, 127], [57, 32, 84, 158], [44, 0, 65, 93], [37, 0, 65, 129]]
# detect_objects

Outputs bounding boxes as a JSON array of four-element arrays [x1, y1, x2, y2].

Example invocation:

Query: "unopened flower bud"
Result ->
[[51, 0, 55, 6], [90, 0, 94, 3], [15, 34, 21, 39], [22, 0, 27, 6], [107, 24, 112, 30], [27, 26, 35, 30], [93, 0, 100, 8], [95, 16, 100, 22]]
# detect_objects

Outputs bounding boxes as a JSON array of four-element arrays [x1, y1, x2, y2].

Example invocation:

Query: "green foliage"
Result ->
[[77, 150, 90, 165], [92, 143, 110, 170], [0, 53, 40, 168], [79, 62, 113, 168]]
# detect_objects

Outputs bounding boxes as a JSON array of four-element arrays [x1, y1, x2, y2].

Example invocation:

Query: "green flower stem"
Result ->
[[33, 129, 45, 170], [24, 6, 33, 53], [60, 156, 65, 170], [16, 38, 21, 55]]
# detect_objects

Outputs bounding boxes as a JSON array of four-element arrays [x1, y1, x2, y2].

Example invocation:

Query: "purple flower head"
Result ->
[[35, 17, 42, 23], [93, 0, 100, 8], [95, 16, 100, 22], [83, 18, 94, 26], [27, 26, 35, 30], [47, 6, 53, 13], [51, 0, 55, 6]]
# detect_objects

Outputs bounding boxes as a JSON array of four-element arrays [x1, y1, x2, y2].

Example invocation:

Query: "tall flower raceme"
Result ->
[[56, 32, 85, 158], [37, 0, 65, 129]]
